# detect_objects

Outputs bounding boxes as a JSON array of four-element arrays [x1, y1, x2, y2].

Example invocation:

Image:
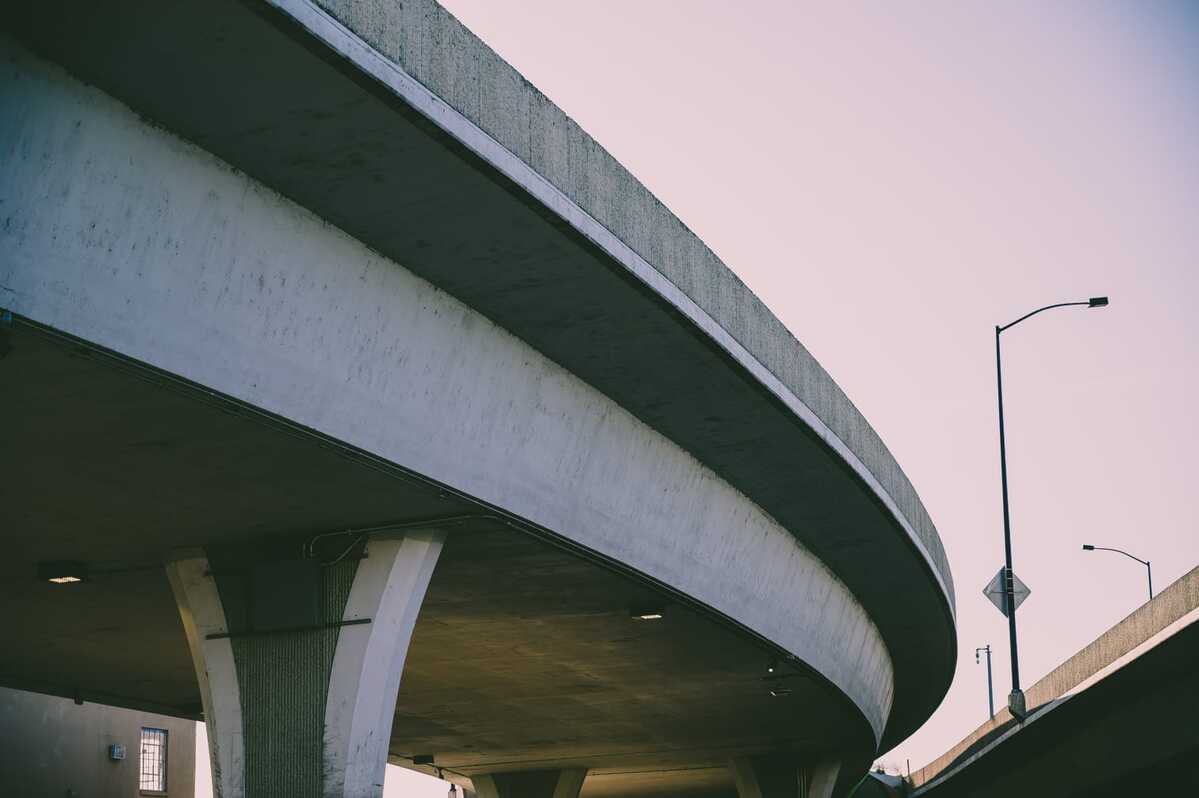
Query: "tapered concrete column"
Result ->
[[472, 769, 588, 798], [166, 530, 444, 798], [729, 755, 841, 798], [803, 762, 840, 798]]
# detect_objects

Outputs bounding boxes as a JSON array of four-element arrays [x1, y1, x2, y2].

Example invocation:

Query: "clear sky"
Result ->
[[199, 1, 1199, 794]]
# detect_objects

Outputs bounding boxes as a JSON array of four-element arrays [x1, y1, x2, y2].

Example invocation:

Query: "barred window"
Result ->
[[139, 727, 168, 793]]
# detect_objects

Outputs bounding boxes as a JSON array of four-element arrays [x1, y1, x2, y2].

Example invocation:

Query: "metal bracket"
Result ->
[[205, 617, 371, 640]]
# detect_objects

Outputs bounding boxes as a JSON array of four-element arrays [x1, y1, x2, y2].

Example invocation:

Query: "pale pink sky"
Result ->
[[199, 1, 1199, 794]]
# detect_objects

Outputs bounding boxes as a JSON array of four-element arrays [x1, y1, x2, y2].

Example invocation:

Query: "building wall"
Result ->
[[0, 687, 195, 798]]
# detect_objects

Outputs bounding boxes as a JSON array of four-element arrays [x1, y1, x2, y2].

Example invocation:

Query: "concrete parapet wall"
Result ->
[[1022, 563, 1199, 709]]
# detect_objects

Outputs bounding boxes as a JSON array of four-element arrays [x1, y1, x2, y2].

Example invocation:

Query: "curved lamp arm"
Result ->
[[1082, 544, 1147, 566], [1082, 544, 1153, 600], [999, 297, 1108, 333]]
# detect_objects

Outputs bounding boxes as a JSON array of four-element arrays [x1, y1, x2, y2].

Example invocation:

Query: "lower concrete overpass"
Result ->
[[911, 565, 1199, 796]]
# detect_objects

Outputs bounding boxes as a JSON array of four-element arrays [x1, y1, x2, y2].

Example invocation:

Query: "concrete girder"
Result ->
[[166, 531, 444, 798], [473, 770, 588, 798], [729, 755, 841, 798]]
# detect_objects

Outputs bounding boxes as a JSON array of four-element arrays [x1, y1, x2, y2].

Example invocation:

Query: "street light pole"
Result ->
[[975, 645, 994, 720], [1082, 544, 1153, 602], [994, 296, 1108, 719], [994, 325, 1021, 716]]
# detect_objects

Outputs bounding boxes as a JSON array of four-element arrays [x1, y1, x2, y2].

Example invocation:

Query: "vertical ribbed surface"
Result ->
[[226, 557, 359, 797]]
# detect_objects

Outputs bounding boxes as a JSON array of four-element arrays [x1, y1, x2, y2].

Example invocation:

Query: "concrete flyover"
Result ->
[[910, 565, 1199, 796], [0, 2, 955, 797]]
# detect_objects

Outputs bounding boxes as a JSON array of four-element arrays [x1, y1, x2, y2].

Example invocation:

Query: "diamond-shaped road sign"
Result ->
[[983, 567, 1031, 617]]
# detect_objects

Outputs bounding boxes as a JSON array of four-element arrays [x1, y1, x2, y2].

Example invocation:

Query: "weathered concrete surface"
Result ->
[[298, 0, 952, 591], [274, 0, 956, 746], [911, 564, 1199, 792], [300, 0, 953, 597], [2, 0, 956, 750], [0, 38, 892, 744]]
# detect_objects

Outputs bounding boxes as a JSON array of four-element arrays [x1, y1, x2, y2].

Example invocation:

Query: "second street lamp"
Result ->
[[994, 296, 1108, 719], [1082, 544, 1153, 602], [975, 644, 995, 720]]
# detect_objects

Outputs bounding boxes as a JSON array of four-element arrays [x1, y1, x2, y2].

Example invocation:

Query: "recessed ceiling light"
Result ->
[[37, 561, 88, 584], [629, 604, 665, 621]]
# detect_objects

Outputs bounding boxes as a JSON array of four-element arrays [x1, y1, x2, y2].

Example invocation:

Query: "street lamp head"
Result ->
[[1082, 544, 1095, 551], [1088, 296, 1109, 308]]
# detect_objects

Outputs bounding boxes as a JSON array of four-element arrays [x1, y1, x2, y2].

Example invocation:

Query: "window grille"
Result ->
[[139, 727, 168, 793]]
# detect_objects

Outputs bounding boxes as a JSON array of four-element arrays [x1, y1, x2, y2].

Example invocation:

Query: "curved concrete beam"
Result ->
[[275, 0, 957, 744], [0, 40, 891, 742], [2, 0, 957, 745], [273, 0, 956, 618]]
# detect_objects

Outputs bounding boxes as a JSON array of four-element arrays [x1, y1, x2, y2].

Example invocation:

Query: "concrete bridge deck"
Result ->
[[1, 2, 955, 796], [911, 564, 1199, 796]]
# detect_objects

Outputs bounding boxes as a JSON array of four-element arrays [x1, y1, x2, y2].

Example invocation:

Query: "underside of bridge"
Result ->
[[0, 322, 867, 797]]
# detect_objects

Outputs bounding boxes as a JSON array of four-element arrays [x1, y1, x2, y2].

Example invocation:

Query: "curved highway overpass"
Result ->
[[0, 2, 955, 797]]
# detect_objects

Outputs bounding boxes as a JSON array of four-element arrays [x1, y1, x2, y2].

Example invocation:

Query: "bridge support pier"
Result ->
[[730, 754, 841, 798], [166, 530, 444, 798], [472, 769, 589, 798]]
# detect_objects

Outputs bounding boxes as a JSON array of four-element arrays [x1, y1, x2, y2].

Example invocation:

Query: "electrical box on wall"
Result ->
[[108, 743, 126, 761]]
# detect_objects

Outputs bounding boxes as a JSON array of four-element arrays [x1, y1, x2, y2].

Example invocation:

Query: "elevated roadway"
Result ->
[[1, 2, 955, 796], [912, 565, 1199, 796]]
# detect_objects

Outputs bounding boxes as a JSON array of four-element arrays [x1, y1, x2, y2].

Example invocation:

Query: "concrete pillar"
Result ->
[[803, 761, 840, 798], [472, 769, 588, 798], [729, 755, 841, 798], [166, 530, 444, 798]]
